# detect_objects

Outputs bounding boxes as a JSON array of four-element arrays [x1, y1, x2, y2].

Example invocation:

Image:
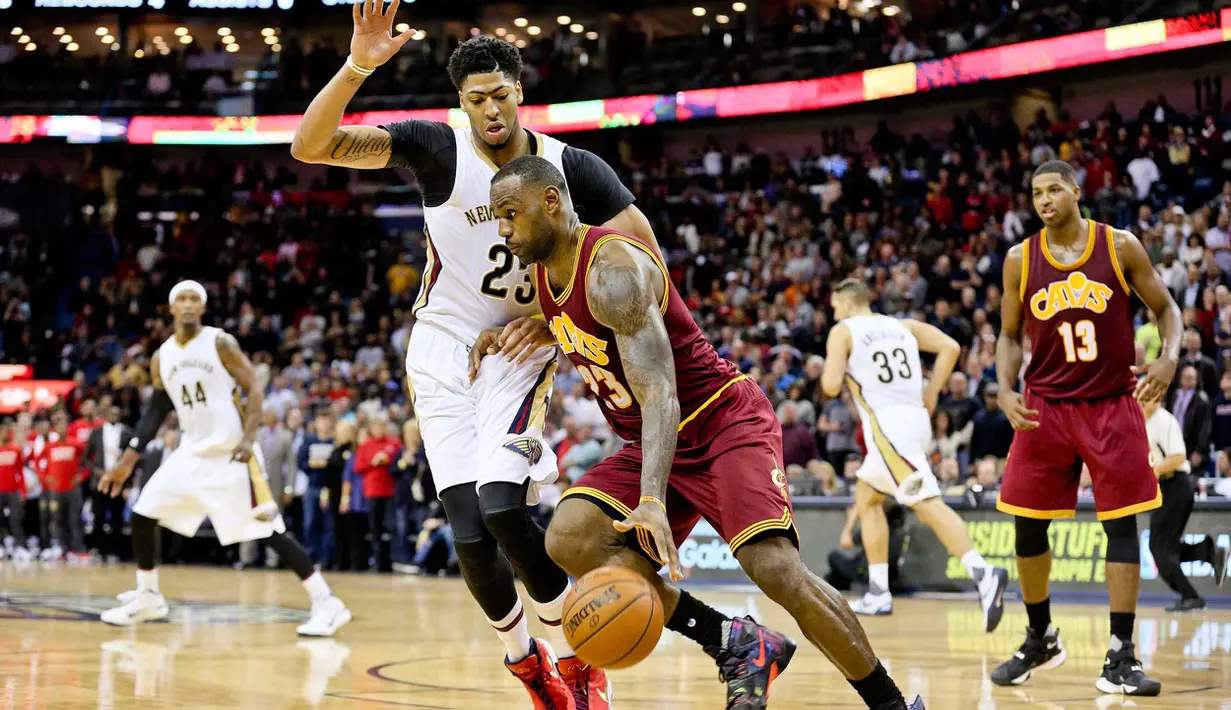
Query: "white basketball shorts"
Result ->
[[132, 442, 286, 545], [405, 323, 559, 503], [855, 404, 942, 506]]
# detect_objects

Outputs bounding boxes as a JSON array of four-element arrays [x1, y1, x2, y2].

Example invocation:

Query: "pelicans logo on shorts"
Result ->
[[503, 437, 544, 466]]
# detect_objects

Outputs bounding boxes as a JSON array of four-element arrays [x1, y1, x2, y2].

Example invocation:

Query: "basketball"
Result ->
[[562, 566, 664, 669]]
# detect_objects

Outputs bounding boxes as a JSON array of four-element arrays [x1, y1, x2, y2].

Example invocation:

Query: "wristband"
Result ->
[[640, 496, 666, 510], [346, 55, 375, 76]]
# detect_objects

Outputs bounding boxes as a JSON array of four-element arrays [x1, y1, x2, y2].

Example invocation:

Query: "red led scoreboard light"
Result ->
[[2, 10, 1229, 146]]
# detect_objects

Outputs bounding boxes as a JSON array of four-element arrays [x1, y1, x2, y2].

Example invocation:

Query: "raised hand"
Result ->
[[350, 0, 413, 70]]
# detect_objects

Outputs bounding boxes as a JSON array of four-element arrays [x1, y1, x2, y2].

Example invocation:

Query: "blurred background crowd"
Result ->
[[0, 0, 1153, 115], [2, 0, 1231, 571]]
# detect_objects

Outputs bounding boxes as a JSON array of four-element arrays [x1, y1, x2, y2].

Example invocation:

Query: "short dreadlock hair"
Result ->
[[447, 36, 523, 90]]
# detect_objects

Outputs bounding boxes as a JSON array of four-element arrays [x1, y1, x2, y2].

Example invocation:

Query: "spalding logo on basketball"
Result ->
[[562, 566, 664, 669]]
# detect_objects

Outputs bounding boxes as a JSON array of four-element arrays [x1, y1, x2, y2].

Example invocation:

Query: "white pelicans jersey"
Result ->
[[844, 314, 925, 415], [413, 127, 566, 345], [381, 121, 636, 346], [158, 326, 243, 457]]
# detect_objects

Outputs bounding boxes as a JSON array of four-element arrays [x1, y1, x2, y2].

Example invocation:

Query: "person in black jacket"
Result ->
[[84, 406, 133, 560], [968, 384, 1014, 466], [1179, 329, 1218, 399], [327, 421, 364, 572], [1170, 365, 1213, 474]]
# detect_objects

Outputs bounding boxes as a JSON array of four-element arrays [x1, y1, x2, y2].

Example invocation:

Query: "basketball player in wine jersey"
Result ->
[[292, 3, 657, 706], [992, 161, 1179, 695], [96, 281, 350, 636], [488, 156, 925, 710]]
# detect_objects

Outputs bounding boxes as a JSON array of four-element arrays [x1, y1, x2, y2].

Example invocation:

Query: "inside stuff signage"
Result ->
[[947, 518, 1230, 587]]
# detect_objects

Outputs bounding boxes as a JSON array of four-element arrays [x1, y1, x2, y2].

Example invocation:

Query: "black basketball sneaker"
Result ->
[[990, 626, 1066, 686], [1095, 641, 1162, 696], [704, 616, 796, 710]]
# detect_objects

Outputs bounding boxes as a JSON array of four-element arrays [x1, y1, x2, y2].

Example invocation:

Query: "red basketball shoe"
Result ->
[[505, 639, 575, 710], [557, 656, 612, 710]]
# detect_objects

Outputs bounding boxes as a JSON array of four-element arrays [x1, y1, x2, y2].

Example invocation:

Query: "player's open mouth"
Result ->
[[486, 124, 506, 139], [1040, 207, 1056, 218]]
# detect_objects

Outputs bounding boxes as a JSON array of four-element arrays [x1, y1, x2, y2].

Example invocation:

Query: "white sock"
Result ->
[[961, 549, 988, 579], [137, 568, 159, 595], [533, 583, 576, 659], [492, 601, 533, 663], [869, 563, 889, 594], [302, 571, 332, 604]]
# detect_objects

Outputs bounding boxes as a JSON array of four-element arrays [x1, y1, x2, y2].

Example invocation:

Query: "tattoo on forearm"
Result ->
[[345, 74, 365, 86], [622, 333, 680, 499], [329, 133, 392, 164]]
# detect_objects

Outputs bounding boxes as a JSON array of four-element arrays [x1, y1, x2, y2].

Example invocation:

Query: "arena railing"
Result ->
[[1, 10, 1228, 146]]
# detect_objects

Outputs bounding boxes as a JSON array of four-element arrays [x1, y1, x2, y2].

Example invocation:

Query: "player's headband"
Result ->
[[169, 280, 207, 306]]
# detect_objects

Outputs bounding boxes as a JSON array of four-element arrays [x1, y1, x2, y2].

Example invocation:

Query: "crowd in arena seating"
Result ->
[[0, 0, 1149, 115], [3, 83, 1231, 566]]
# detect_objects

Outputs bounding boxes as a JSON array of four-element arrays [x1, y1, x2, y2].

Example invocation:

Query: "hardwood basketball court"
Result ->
[[1, 564, 1227, 708]]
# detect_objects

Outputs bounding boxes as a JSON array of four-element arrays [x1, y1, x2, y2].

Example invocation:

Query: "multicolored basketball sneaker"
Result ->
[[704, 615, 796, 709]]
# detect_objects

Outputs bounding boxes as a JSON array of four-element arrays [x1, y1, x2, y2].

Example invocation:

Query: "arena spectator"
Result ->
[[968, 383, 1014, 468], [300, 413, 337, 567], [1171, 365, 1213, 475], [37, 415, 85, 558], [354, 416, 399, 573], [333, 420, 367, 571]]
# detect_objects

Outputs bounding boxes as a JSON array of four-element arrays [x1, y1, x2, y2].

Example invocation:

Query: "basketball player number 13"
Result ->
[[1057, 320, 1098, 363]]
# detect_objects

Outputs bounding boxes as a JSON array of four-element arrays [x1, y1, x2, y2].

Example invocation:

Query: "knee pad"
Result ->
[[480, 506, 540, 557], [439, 484, 487, 544], [453, 534, 501, 575], [480, 492, 568, 601], [1103, 516, 1140, 564], [1015, 516, 1052, 558]]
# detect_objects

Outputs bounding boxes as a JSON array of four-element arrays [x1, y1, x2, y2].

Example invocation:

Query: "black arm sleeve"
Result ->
[[561, 146, 635, 225], [379, 120, 459, 208], [126, 389, 174, 454]]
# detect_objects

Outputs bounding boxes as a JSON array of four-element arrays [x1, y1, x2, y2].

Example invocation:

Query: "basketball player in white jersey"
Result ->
[[821, 279, 1009, 631], [290, 3, 658, 706], [96, 281, 351, 637]]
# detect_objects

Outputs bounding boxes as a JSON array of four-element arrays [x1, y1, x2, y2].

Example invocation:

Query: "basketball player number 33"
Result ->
[[1058, 320, 1098, 363]]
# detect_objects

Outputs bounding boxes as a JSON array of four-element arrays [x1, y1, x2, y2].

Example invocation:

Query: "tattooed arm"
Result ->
[[588, 240, 683, 579], [290, 0, 412, 168]]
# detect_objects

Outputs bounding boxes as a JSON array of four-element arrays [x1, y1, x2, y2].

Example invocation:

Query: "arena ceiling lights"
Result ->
[[2, 10, 1229, 144]]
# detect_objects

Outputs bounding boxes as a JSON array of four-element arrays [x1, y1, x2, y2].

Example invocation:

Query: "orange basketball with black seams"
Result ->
[[562, 566, 664, 669]]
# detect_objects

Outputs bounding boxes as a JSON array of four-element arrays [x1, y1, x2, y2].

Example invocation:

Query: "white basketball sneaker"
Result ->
[[117, 588, 140, 603], [101, 590, 170, 626], [850, 591, 893, 616], [296, 596, 352, 637]]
